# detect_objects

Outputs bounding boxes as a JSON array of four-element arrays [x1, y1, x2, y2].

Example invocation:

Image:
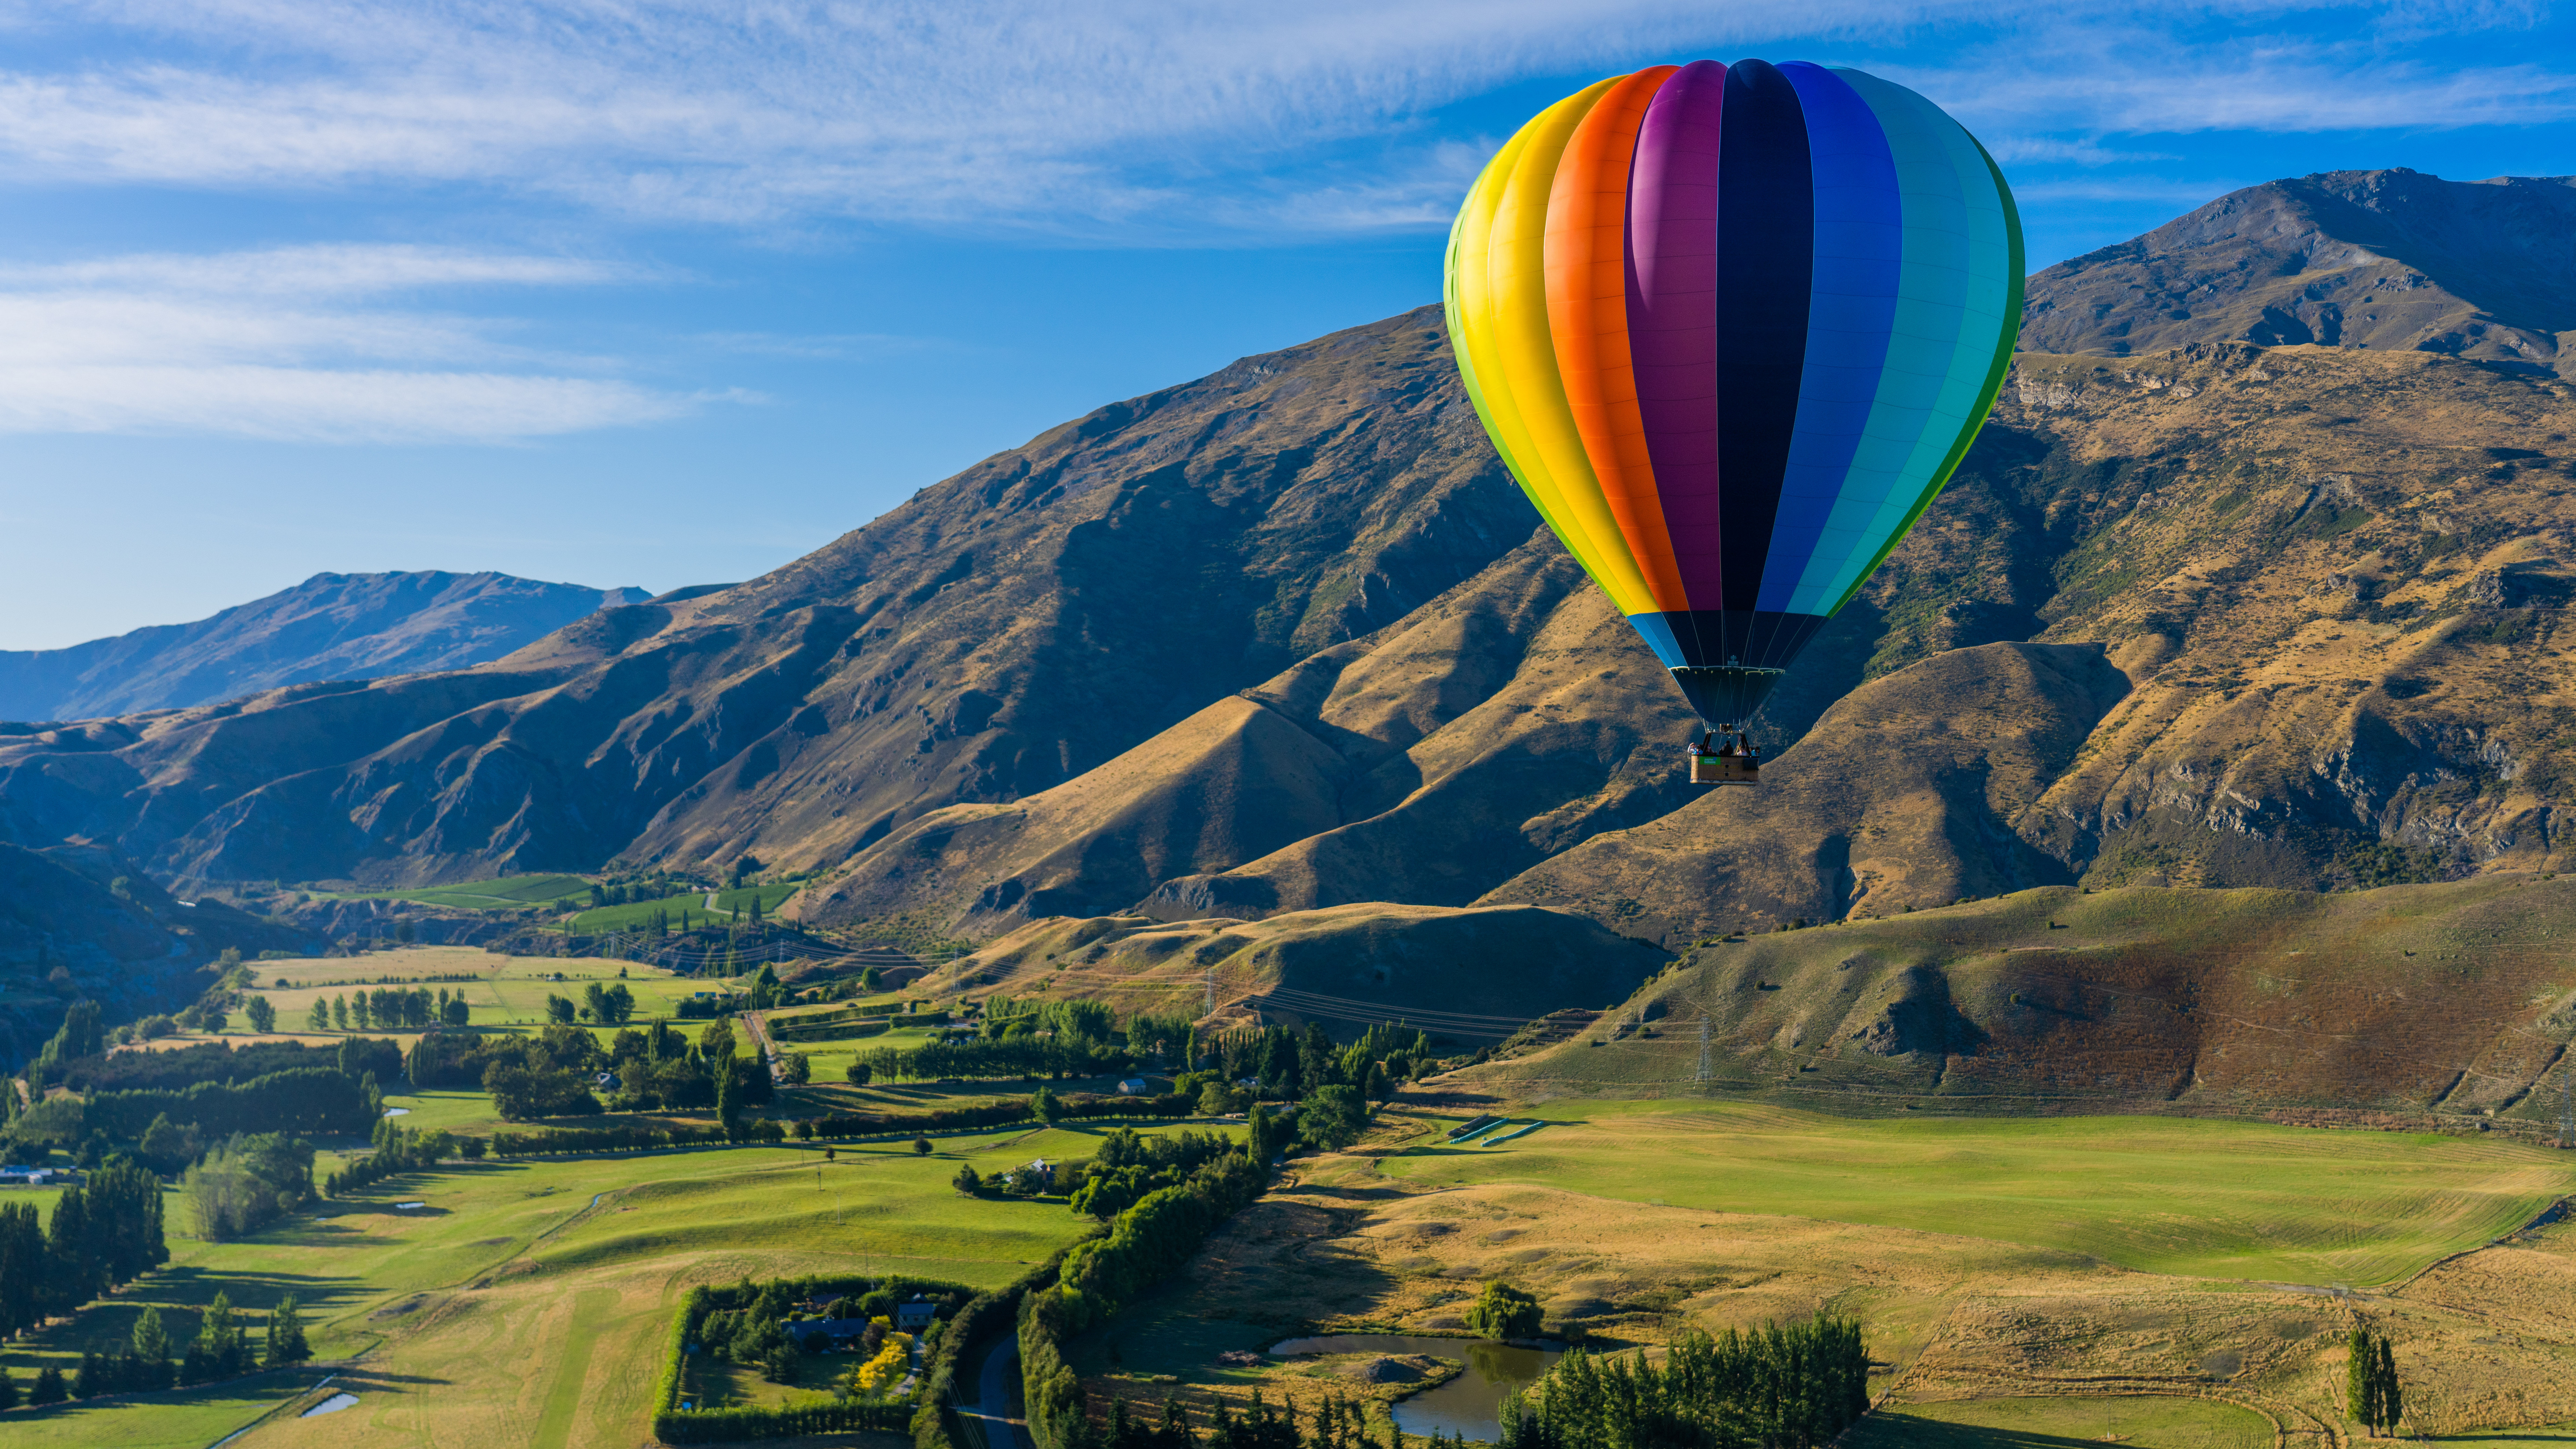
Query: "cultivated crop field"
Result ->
[[1375, 1098, 2567, 1284], [7, 1121, 1229, 1448]]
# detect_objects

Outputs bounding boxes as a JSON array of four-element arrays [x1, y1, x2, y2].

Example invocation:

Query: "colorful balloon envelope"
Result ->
[[1444, 58, 2023, 761]]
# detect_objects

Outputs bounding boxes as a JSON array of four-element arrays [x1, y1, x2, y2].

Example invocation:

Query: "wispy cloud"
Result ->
[[0, 243, 717, 442], [13, 1, 2543, 237]]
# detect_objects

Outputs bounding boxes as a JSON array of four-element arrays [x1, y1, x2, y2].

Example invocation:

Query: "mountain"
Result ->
[[5, 168, 2575, 966], [2021, 169, 2576, 372], [0, 571, 651, 722], [0, 311, 1527, 888]]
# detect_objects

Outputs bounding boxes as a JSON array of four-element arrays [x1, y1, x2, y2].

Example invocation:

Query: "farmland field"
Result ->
[[1373, 1098, 2569, 1285], [313, 874, 594, 912], [566, 881, 800, 934], [238, 947, 740, 1039], [4, 1122, 1230, 1448], [1843, 1396, 2275, 1449]]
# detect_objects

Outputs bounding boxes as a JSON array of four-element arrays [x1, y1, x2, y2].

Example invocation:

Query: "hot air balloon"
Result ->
[[1445, 59, 2022, 786]]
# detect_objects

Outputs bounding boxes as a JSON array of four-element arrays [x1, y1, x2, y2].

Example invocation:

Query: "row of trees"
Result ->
[[2348, 1329, 2406, 1437], [543, 981, 637, 1025], [304, 986, 466, 1033], [1086, 1391, 1390, 1449], [0, 1156, 168, 1338], [1023, 1149, 1269, 1447], [1498, 1320, 1872, 1449], [62, 1289, 308, 1398]]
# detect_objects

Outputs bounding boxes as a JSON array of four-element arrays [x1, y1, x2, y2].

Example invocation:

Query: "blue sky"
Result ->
[[4, 1, 2573, 650]]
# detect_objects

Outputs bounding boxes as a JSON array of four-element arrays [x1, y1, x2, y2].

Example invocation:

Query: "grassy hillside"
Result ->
[[1375, 1098, 2564, 1285], [1449, 876, 2576, 1128]]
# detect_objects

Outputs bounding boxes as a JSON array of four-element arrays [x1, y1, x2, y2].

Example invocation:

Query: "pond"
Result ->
[[1270, 1334, 1561, 1444]]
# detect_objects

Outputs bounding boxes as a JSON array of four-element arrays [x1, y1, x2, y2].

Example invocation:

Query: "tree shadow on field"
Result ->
[[1844, 1412, 2110, 1448]]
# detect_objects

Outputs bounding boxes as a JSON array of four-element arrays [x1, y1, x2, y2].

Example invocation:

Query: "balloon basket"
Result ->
[[1690, 753, 1758, 787]]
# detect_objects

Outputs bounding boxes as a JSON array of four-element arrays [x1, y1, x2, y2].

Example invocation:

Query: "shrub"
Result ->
[[1466, 1280, 1543, 1340]]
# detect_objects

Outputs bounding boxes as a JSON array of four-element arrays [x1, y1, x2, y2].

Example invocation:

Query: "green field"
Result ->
[[1847, 1396, 2275, 1449], [1375, 1099, 2569, 1285], [315, 874, 594, 912], [241, 947, 738, 1036], [4, 1121, 1230, 1447], [568, 881, 799, 934]]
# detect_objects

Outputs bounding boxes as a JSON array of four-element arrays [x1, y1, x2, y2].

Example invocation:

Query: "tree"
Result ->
[[545, 994, 577, 1026], [859, 966, 884, 992], [244, 997, 277, 1034], [2377, 1337, 2403, 1435], [1298, 1084, 1369, 1151], [266, 1294, 310, 1366], [953, 1164, 982, 1196], [442, 995, 470, 1027], [912, 1136, 933, 1157], [31, 1365, 66, 1405], [1034, 1086, 1063, 1124], [844, 1061, 873, 1086], [330, 996, 348, 1031], [1198, 1080, 1240, 1117], [783, 1052, 811, 1085], [307, 1000, 330, 1032], [0, 1364, 17, 1409], [140, 1114, 199, 1175], [483, 1061, 603, 1121], [132, 1304, 175, 1389], [1364, 1059, 1395, 1104], [1465, 1281, 1543, 1340], [350, 994, 371, 1030], [2347, 1329, 2372, 1434]]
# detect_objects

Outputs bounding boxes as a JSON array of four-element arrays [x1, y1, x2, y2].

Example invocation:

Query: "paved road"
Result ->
[[960, 1335, 1032, 1449]]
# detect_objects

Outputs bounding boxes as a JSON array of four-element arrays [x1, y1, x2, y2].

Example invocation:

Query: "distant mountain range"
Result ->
[[0, 571, 651, 721], [6, 166, 2576, 1054]]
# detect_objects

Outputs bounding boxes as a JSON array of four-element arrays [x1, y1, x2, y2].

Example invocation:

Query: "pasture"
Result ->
[[566, 880, 800, 934], [4, 1121, 1228, 1448], [247, 947, 721, 1029], [1373, 1099, 2569, 1285], [311, 874, 594, 912], [1844, 1396, 2275, 1449]]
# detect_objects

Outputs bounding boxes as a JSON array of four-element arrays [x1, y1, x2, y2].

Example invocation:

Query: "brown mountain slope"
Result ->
[[1483, 343, 2576, 941], [911, 902, 1669, 1035], [1458, 877, 2576, 1130], [809, 340, 2576, 950], [2021, 169, 2576, 371], [0, 308, 1530, 888]]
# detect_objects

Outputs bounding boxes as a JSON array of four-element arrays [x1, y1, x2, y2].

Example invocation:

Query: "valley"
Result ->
[[4, 160, 2576, 1448]]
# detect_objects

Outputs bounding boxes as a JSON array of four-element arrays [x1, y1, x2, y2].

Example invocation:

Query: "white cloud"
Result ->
[[0, 243, 716, 442], [11, 0, 2524, 236]]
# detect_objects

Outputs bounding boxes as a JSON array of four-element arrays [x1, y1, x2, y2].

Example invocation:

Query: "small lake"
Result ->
[[1271, 1334, 1561, 1444]]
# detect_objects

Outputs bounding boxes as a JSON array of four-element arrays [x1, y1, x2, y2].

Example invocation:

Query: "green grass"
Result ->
[[5, 1122, 1232, 1447], [316, 874, 594, 912], [1374, 1099, 2569, 1285], [1847, 1396, 2274, 1449], [567, 881, 798, 934], [0, 1369, 338, 1448]]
